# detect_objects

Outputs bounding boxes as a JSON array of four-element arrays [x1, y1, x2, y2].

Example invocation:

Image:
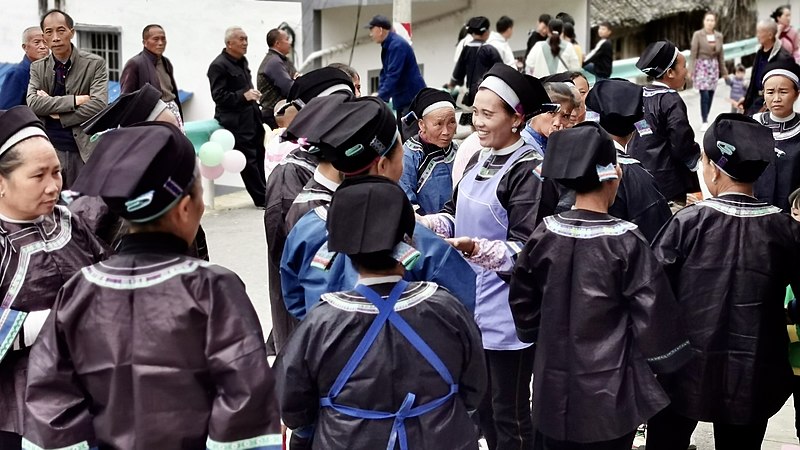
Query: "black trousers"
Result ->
[[239, 140, 267, 207], [478, 346, 536, 450], [534, 431, 635, 450], [646, 405, 768, 450], [0, 431, 21, 450]]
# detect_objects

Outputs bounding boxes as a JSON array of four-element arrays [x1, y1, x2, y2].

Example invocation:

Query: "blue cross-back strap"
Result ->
[[325, 281, 408, 400]]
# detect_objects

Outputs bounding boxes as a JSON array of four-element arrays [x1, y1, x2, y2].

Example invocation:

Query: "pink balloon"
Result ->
[[200, 163, 225, 180], [222, 149, 247, 173]]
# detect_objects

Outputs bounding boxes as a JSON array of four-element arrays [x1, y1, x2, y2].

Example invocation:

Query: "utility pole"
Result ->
[[393, 0, 412, 37]]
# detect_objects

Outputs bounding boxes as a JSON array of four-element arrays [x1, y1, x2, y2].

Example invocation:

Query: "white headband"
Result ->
[[655, 47, 680, 78], [0, 126, 48, 156], [762, 68, 800, 87], [318, 84, 354, 97], [421, 101, 455, 117], [480, 76, 520, 111], [145, 100, 169, 122]]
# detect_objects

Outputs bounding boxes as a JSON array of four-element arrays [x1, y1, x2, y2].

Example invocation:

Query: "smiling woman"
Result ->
[[0, 105, 106, 447]]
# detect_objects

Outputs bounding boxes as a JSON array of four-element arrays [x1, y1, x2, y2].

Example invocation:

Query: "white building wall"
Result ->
[[0, 0, 302, 122], [318, 0, 588, 95]]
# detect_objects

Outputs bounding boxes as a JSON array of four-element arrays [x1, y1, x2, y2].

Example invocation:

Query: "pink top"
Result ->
[[779, 25, 800, 63]]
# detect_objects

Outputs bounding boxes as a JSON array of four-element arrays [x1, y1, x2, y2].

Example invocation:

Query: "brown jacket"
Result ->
[[27, 45, 108, 161], [689, 29, 728, 77]]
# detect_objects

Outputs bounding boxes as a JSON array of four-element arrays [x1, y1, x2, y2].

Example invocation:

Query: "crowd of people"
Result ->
[[1, 6, 800, 450]]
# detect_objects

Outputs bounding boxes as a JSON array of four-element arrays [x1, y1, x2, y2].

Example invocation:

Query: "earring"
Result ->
[[0, 192, 4, 198], [511, 125, 518, 133]]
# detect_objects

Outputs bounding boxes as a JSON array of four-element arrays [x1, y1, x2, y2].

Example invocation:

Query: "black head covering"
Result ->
[[636, 41, 679, 78], [703, 113, 775, 183], [542, 121, 618, 192], [71, 122, 197, 222], [327, 175, 415, 255], [540, 72, 575, 84], [286, 67, 355, 107], [762, 58, 800, 88], [584, 79, 644, 137], [366, 14, 392, 30], [466, 16, 491, 34], [480, 63, 552, 118], [0, 106, 48, 158], [283, 95, 398, 173], [405, 87, 455, 123], [82, 83, 162, 135]]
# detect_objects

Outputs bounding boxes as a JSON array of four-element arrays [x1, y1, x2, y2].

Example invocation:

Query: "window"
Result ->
[[76, 26, 122, 81], [367, 64, 424, 100]]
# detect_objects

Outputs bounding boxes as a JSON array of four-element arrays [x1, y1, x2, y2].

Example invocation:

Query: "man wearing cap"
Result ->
[[367, 14, 426, 136], [207, 26, 266, 208], [27, 9, 109, 189], [509, 121, 690, 450], [262, 66, 356, 355], [584, 79, 671, 241], [0, 105, 106, 448], [0, 27, 48, 109], [646, 114, 800, 450], [753, 59, 800, 211], [399, 87, 458, 215], [257, 28, 298, 129], [275, 176, 486, 450], [449, 17, 504, 109], [280, 95, 476, 321], [23, 122, 282, 450], [740, 20, 793, 116], [629, 40, 701, 207], [120, 24, 184, 128]]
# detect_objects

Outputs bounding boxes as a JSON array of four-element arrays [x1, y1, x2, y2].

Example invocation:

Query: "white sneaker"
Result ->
[[632, 424, 647, 449], [700, 122, 709, 132]]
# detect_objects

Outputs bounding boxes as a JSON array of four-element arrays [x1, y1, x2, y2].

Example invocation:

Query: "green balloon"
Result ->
[[210, 129, 236, 152], [199, 141, 225, 167]]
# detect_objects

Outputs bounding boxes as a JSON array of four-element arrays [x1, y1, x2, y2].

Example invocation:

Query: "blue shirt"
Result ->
[[378, 32, 427, 112], [399, 134, 456, 215], [521, 124, 547, 156], [0, 56, 32, 109], [281, 206, 476, 320]]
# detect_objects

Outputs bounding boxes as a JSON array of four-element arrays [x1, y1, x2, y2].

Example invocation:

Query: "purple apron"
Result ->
[[455, 145, 533, 351]]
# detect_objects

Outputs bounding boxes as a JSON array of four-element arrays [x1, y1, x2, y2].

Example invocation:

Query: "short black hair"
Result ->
[[497, 16, 514, 33], [555, 12, 575, 26], [538, 14, 552, 24], [40, 9, 74, 31], [598, 21, 612, 30], [266, 28, 283, 47], [142, 24, 163, 40]]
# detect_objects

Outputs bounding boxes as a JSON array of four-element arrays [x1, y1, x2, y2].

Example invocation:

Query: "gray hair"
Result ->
[[757, 19, 778, 35], [544, 82, 580, 109], [224, 26, 245, 45], [22, 26, 42, 44]]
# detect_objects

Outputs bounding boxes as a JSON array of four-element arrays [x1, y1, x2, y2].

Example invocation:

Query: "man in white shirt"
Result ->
[[488, 15, 516, 67]]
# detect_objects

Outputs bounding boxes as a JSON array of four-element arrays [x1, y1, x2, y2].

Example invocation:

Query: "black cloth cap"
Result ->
[[540, 72, 575, 84], [0, 106, 48, 157], [762, 58, 800, 87], [467, 16, 490, 34], [636, 41, 679, 78], [327, 175, 415, 255], [366, 14, 392, 29], [287, 67, 355, 106], [72, 122, 197, 222], [542, 121, 618, 192], [82, 83, 162, 135], [407, 87, 455, 121], [702, 113, 775, 183], [283, 95, 398, 173], [481, 63, 551, 118], [584, 79, 644, 137]]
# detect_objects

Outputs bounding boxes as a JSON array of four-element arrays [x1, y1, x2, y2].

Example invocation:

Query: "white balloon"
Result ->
[[222, 150, 247, 173], [210, 129, 236, 152]]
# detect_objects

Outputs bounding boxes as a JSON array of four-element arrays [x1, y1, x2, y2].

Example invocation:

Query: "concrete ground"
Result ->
[[201, 82, 800, 450]]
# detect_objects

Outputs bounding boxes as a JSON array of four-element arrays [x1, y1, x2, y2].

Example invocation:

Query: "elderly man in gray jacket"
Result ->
[[27, 9, 108, 188]]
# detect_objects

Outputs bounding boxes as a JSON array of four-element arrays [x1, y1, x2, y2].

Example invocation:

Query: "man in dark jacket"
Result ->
[[257, 28, 297, 129], [0, 27, 48, 109], [739, 20, 793, 115], [367, 15, 426, 130], [120, 24, 183, 126], [583, 22, 613, 79], [207, 26, 266, 207], [449, 16, 503, 108]]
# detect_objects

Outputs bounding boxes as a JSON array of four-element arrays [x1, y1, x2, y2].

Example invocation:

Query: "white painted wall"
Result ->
[[0, 0, 302, 122], [318, 0, 588, 94]]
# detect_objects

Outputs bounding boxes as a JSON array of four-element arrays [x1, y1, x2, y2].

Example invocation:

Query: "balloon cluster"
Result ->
[[197, 129, 247, 180]]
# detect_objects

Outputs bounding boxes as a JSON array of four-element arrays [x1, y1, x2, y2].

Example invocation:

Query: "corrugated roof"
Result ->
[[590, 0, 720, 27]]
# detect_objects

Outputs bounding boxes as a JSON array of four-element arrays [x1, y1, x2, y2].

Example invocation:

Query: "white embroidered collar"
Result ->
[[357, 275, 403, 286], [313, 167, 341, 192], [492, 138, 525, 156]]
